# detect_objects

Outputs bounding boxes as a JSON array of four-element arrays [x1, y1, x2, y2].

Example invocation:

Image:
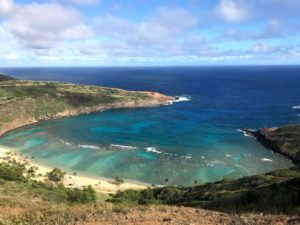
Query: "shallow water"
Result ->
[[0, 66, 299, 185]]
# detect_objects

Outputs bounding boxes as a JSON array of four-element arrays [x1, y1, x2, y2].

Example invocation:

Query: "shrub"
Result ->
[[0, 162, 26, 181], [67, 185, 97, 203], [114, 176, 124, 186], [110, 189, 141, 204], [47, 168, 66, 182]]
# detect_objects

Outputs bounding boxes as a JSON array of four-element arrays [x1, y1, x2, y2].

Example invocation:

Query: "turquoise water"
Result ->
[[0, 66, 299, 185]]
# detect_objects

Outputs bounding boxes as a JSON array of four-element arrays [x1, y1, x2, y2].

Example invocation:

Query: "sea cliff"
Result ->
[[240, 125, 300, 165]]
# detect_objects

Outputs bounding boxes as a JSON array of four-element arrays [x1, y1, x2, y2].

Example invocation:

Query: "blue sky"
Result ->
[[0, 0, 300, 66]]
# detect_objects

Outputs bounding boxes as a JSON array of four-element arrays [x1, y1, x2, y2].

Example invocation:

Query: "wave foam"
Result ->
[[182, 155, 192, 159], [261, 158, 273, 162], [145, 147, 183, 157], [110, 144, 137, 150], [78, 144, 100, 150], [168, 96, 191, 105], [237, 128, 255, 137], [145, 147, 162, 154], [57, 138, 73, 146], [292, 105, 300, 109]]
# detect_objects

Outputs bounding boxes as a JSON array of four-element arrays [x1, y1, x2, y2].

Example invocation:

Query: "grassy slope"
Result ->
[[258, 124, 300, 163], [111, 167, 300, 214], [0, 170, 298, 224], [0, 78, 170, 135]]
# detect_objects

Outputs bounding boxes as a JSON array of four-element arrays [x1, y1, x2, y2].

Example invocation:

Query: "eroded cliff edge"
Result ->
[[0, 76, 175, 136], [241, 125, 300, 165]]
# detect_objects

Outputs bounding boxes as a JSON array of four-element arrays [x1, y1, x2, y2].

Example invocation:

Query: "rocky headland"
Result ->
[[0, 75, 174, 137], [240, 125, 300, 165]]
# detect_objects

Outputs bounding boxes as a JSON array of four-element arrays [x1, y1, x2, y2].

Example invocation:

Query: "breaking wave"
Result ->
[[168, 96, 191, 105], [261, 158, 273, 162], [110, 144, 137, 150], [78, 144, 101, 150], [237, 128, 255, 137]]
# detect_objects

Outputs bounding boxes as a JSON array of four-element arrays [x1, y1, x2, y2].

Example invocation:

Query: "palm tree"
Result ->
[[73, 172, 77, 186]]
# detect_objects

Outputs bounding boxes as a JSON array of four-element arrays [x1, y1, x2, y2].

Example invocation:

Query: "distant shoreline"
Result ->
[[0, 76, 175, 137]]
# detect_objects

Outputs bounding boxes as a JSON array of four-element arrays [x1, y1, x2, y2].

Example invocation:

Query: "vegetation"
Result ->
[[114, 176, 124, 186], [0, 161, 97, 207], [0, 162, 26, 181], [0, 161, 299, 224], [257, 124, 300, 164], [111, 167, 300, 214], [47, 168, 66, 182], [0, 75, 167, 136]]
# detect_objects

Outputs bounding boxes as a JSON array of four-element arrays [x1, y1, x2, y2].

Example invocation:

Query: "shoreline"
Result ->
[[0, 145, 151, 193], [0, 96, 174, 137], [0, 81, 175, 193]]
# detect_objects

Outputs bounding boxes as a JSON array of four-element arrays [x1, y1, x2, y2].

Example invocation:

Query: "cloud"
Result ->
[[5, 52, 19, 60], [0, 0, 13, 16], [1, 1, 94, 50], [260, 0, 300, 17], [95, 7, 198, 45], [63, 0, 101, 6], [250, 42, 296, 56], [220, 19, 284, 41], [214, 0, 249, 23]]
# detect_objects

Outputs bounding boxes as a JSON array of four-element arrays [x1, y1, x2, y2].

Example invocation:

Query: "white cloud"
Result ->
[[5, 52, 19, 60], [1, 1, 94, 50], [251, 43, 272, 54], [221, 19, 284, 41], [95, 7, 198, 45], [0, 0, 13, 16], [214, 0, 249, 23]]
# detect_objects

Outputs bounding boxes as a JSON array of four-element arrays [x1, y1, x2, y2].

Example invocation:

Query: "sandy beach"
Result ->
[[0, 145, 149, 193]]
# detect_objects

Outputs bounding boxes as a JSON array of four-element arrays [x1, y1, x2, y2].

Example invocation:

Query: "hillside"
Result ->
[[111, 167, 300, 215], [242, 125, 300, 164], [0, 76, 174, 136], [0, 161, 298, 224], [1, 75, 299, 224]]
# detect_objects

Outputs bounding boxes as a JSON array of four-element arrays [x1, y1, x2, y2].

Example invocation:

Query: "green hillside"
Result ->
[[256, 125, 300, 164], [0, 160, 298, 224], [0, 76, 172, 136], [111, 167, 300, 214]]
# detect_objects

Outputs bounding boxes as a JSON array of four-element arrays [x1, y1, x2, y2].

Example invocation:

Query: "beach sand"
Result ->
[[0, 146, 149, 193]]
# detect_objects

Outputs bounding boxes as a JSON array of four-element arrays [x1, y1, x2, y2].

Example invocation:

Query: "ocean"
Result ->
[[0, 66, 299, 185]]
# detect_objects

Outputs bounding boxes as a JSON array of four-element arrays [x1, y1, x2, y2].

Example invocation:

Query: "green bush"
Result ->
[[47, 168, 66, 182], [110, 189, 142, 205], [67, 185, 97, 203], [0, 162, 26, 181]]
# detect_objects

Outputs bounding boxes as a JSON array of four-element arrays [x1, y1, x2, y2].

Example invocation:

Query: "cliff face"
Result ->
[[241, 125, 300, 164], [0, 79, 174, 136]]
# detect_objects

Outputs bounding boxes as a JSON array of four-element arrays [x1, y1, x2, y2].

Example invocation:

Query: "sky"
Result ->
[[0, 0, 300, 66]]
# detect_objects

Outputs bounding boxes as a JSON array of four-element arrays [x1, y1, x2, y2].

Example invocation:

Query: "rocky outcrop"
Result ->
[[240, 125, 300, 165]]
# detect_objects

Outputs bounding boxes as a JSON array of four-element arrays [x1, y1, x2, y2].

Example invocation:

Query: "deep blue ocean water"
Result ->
[[0, 66, 299, 185]]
